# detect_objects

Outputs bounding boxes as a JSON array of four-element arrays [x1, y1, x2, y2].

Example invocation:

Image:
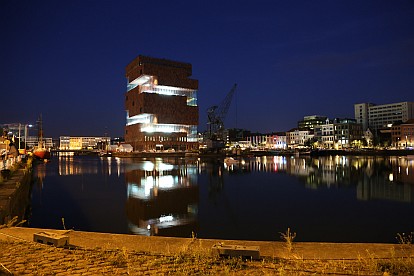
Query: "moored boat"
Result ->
[[33, 147, 51, 160], [32, 115, 51, 160], [224, 157, 238, 165]]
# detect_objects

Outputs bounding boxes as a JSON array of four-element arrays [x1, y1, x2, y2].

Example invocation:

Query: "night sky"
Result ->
[[1, 1, 413, 138]]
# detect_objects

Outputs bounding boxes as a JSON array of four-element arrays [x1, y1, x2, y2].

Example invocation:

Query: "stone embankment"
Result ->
[[0, 158, 32, 225], [1, 227, 413, 275]]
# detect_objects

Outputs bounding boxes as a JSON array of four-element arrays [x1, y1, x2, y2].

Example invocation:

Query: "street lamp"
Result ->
[[18, 123, 21, 151], [24, 124, 33, 154]]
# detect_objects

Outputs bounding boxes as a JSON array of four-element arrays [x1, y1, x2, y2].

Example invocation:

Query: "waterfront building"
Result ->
[[270, 132, 287, 150], [391, 119, 414, 148], [298, 115, 327, 131], [354, 102, 414, 133], [59, 136, 111, 150], [286, 129, 314, 149], [26, 136, 54, 150], [247, 132, 287, 150], [333, 118, 363, 148], [315, 119, 334, 148], [124, 55, 198, 152], [246, 132, 266, 148], [314, 118, 362, 149]]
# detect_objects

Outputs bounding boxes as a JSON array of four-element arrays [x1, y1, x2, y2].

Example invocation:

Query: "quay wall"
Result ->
[[1, 227, 413, 261], [113, 149, 414, 158], [0, 159, 32, 225]]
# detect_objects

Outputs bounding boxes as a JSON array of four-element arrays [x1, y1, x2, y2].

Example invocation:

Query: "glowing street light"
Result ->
[[24, 124, 33, 154]]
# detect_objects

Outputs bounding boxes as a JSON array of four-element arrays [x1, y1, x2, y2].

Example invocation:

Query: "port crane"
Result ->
[[206, 83, 237, 150]]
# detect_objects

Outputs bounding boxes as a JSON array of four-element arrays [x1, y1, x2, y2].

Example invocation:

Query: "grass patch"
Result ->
[[280, 227, 296, 253]]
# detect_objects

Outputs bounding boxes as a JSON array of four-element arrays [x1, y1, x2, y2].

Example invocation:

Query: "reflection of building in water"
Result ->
[[241, 156, 355, 188], [34, 161, 47, 190], [244, 156, 288, 173], [57, 153, 122, 176], [286, 157, 314, 177], [357, 157, 414, 203], [243, 155, 413, 202], [59, 153, 97, 175], [126, 159, 198, 237]]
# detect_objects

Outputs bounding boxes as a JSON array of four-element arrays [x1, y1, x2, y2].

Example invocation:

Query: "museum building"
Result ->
[[124, 55, 199, 152]]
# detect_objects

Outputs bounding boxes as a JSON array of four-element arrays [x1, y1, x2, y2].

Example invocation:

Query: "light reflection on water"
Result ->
[[29, 154, 414, 243]]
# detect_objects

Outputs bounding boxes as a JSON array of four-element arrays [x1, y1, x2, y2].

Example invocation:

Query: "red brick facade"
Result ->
[[125, 56, 199, 151], [391, 119, 414, 148]]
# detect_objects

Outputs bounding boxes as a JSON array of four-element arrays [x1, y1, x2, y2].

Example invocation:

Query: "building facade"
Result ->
[[315, 121, 334, 148], [298, 115, 327, 131], [286, 129, 314, 149], [355, 102, 414, 133], [247, 132, 287, 150], [391, 119, 414, 148], [314, 118, 362, 148], [125, 55, 199, 151], [59, 136, 110, 150]]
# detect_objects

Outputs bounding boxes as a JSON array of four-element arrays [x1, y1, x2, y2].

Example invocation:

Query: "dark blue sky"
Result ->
[[1, 0, 413, 138]]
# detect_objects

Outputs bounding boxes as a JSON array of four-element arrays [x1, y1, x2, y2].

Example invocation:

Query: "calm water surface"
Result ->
[[28, 154, 414, 243]]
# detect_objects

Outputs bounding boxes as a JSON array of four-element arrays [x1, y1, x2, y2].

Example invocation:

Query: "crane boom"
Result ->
[[217, 84, 237, 123], [206, 84, 237, 146]]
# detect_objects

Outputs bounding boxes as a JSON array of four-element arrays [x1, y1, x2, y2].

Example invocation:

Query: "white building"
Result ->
[[118, 143, 133, 152], [318, 123, 335, 148], [286, 129, 314, 149], [59, 136, 111, 150], [26, 136, 54, 150], [355, 102, 414, 132]]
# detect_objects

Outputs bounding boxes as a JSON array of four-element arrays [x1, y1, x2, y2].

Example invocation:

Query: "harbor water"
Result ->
[[28, 154, 414, 243]]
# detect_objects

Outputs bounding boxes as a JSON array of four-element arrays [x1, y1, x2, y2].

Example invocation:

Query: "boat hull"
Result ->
[[33, 148, 51, 160]]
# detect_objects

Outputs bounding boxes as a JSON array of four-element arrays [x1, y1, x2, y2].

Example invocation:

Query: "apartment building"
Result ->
[[124, 55, 199, 151], [355, 102, 414, 133]]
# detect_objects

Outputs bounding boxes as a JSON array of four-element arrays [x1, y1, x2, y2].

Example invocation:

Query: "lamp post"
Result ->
[[18, 123, 21, 151], [24, 124, 33, 154]]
